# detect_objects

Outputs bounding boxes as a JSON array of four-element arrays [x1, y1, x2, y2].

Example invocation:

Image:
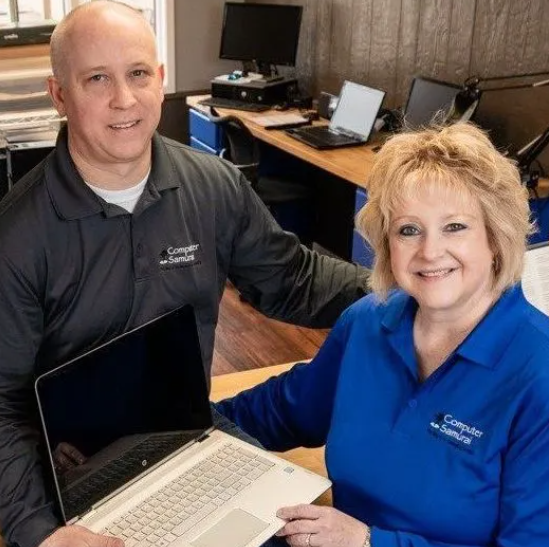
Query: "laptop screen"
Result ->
[[330, 81, 385, 139], [35, 305, 213, 523], [404, 77, 461, 129]]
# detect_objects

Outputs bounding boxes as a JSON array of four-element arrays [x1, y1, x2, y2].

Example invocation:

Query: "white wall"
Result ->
[[174, 0, 243, 92]]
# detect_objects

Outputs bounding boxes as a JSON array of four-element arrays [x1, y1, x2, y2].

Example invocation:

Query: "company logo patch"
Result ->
[[428, 412, 484, 452], [159, 243, 201, 270]]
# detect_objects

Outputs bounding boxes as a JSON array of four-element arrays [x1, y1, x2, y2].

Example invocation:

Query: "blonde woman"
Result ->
[[218, 123, 549, 547]]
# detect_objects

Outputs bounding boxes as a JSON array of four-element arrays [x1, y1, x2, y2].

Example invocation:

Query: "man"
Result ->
[[0, 2, 368, 546]]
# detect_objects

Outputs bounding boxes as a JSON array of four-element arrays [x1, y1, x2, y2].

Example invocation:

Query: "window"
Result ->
[[0, 0, 175, 93]]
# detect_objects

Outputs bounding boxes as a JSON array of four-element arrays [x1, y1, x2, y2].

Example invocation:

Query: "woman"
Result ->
[[217, 123, 549, 547]]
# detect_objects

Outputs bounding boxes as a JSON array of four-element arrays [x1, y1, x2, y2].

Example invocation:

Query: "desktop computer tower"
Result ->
[[211, 77, 298, 106]]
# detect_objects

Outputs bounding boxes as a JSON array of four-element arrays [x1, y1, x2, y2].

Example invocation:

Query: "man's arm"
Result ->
[[0, 254, 60, 547], [228, 175, 370, 328]]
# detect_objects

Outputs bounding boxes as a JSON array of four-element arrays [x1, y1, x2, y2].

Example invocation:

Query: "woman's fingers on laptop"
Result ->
[[39, 525, 124, 547], [275, 505, 367, 547]]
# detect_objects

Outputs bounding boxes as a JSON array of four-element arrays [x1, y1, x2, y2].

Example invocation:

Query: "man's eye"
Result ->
[[399, 225, 420, 236], [89, 74, 106, 82], [131, 69, 147, 78], [446, 223, 466, 232]]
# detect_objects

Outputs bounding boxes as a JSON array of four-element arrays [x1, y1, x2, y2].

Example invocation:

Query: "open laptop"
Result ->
[[523, 241, 549, 316], [35, 305, 330, 547], [286, 80, 385, 149], [402, 76, 462, 129]]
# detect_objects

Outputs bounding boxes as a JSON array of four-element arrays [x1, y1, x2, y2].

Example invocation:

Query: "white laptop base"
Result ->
[[78, 430, 330, 547]]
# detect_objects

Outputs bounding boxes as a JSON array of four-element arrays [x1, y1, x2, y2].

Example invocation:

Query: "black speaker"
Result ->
[[318, 92, 338, 120]]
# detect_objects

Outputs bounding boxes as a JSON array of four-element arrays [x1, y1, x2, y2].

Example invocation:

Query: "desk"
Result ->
[[187, 95, 375, 190], [211, 363, 331, 506], [187, 96, 549, 253]]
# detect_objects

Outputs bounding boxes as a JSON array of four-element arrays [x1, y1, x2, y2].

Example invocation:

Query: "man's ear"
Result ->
[[158, 64, 165, 102], [47, 75, 67, 117]]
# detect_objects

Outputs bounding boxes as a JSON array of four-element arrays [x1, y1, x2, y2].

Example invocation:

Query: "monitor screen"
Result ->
[[219, 3, 303, 67], [404, 77, 462, 129], [473, 86, 549, 174]]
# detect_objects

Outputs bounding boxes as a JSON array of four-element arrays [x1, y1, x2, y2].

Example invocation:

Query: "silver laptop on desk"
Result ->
[[35, 306, 330, 547], [286, 80, 385, 149]]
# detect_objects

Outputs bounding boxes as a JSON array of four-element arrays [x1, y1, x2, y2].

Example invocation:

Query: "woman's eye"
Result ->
[[399, 225, 420, 236], [446, 223, 466, 232]]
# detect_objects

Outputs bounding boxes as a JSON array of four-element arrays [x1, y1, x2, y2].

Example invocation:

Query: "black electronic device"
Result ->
[[198, 97, 270, 112], [318, 92, 338, 120], [211, 77, 298, 106], [219, 2, 302, 78], [403, 76, 462, 129], [0, 20, 56, 47]]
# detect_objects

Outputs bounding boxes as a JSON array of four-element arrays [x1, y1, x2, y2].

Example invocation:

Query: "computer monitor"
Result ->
[[219, 2, 303, 73], [403, 76, 462, 129], [473, 86, 549, 174]]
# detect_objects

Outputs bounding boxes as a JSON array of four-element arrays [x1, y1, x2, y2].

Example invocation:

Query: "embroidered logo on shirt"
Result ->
[[428, 412, 484, 451], [159, 243, 201, 269]]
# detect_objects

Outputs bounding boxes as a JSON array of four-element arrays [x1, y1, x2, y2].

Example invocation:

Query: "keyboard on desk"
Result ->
[[285, 125, 365, 149], [198, 97, 270, 112]]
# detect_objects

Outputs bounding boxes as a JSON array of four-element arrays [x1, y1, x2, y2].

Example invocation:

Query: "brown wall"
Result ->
[[251, 0, 549, 107]]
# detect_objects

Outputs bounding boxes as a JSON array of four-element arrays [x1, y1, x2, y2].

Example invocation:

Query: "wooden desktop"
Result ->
[[186, 95, 549, 198], [187, 95, 376, 189]]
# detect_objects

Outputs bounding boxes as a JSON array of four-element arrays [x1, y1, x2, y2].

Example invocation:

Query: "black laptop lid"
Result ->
[[35, 305, 212, 523], [404, 76, 461, 129]]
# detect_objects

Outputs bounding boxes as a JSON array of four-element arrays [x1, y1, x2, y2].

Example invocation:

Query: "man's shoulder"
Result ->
[[0, 159, 49, 235], [159, 135, 239, 177]]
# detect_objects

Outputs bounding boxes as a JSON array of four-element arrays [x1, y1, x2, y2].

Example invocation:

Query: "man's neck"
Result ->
[[68, 143, 152, 190]]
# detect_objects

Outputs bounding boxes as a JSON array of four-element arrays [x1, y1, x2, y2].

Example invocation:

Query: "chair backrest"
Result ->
[[204, 110, 260, 186]]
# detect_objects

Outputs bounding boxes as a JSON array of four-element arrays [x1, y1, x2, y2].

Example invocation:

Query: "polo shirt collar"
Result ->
[[46, 128, 180, 220], [381, 285, 527, 372], [456, 285, 527, 369]]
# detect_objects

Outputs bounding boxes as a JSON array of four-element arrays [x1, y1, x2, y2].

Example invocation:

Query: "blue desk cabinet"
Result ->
[[352, 188, 374, 268], [189, 108, 224, 155]]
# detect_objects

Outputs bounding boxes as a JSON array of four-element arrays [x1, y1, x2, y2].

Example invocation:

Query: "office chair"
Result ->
[[205, 109, 314, 246]]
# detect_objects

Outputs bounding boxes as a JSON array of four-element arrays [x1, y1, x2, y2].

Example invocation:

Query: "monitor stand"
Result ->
[[242, 61, 284, 84]]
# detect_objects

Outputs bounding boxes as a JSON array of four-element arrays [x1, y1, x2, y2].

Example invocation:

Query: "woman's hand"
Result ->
[[276, 504, 369, 547], [39, 525, 123, 547]]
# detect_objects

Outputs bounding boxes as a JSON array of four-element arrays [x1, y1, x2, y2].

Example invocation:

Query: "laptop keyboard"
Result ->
[[102, 442, 275, 545], [64, 434, 188, 517], [291, 126, 356, 146]]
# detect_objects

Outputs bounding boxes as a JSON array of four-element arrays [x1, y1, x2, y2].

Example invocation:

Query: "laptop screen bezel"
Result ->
[[329, 80, 385, 141], [35, 305, 213, 524]]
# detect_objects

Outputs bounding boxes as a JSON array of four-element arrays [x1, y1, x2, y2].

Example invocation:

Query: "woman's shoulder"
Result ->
[[343, 289, 411, 323]]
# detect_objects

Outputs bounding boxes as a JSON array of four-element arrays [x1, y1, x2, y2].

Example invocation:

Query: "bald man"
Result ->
[[0, 2, 368, 546]]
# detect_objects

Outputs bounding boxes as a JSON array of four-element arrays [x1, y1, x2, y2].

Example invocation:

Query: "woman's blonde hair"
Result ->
[[356, 123, 534, 299]]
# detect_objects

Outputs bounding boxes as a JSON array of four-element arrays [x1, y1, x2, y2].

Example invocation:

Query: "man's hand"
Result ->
[[276, 504, 368, 547], [53, 442, 86, 473], [39, 525, 124, 547]]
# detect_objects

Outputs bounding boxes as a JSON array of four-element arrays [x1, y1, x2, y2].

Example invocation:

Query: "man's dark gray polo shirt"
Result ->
[[0, 129, 368, 547]]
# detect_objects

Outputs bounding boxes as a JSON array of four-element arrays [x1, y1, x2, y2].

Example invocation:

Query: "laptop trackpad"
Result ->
[[191, 509, 270, 547]]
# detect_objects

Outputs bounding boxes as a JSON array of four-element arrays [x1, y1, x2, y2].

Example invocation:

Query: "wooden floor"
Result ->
[[212, 284, 329, 375]]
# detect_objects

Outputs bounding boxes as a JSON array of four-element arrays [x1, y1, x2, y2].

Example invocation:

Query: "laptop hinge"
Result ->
[[198, 426, 214, 442], [333, 126, 366, 140]]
